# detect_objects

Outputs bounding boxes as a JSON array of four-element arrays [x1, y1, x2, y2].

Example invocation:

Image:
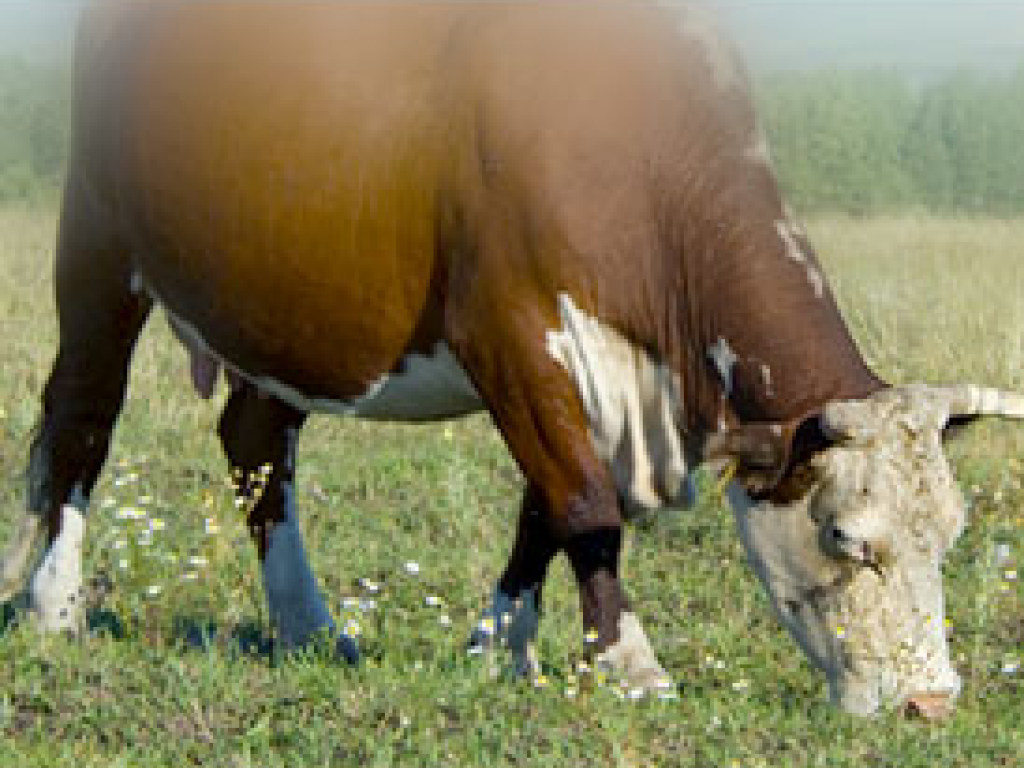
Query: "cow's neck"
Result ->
[[672, 210, 884, 431]]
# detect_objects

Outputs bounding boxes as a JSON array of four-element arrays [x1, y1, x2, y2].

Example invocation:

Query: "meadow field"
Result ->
[[0, 205, 1022, 766]]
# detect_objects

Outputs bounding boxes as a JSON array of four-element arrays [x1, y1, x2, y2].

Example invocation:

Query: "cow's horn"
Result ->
[[0, 512, 45, 603], [939, 386, 1024, 421]]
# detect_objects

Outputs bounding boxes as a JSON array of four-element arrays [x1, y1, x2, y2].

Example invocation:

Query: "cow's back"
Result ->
[[70, 1, 754, 416]]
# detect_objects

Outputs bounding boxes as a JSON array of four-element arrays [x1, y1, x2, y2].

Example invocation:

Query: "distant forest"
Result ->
[[1, 57, 1023, 215]]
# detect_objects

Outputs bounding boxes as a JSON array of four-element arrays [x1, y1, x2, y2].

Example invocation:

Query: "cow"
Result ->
[[2, 0, 1022, 718]]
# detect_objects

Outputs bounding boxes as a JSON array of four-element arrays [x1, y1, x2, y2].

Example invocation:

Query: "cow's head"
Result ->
[[719, 385, 1023, 717]]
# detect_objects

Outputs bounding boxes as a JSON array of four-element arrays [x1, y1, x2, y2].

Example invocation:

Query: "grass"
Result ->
[[1, 204, 1023, 766]]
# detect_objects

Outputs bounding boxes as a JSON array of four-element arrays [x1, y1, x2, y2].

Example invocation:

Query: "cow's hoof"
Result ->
[[335, 633, 360, 665], [466, 634, 540, 679], [593, 612, 674, 696], [273, 626, 360, 665], [466, 586, 541, 677]]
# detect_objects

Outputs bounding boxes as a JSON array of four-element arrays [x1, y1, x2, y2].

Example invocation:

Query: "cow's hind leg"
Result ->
[[217, 384, 357, 662], [468, 484, 556, 675], [6, 178, 151, 632]]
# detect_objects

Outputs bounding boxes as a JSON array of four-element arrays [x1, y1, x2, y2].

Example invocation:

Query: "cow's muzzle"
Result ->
[[903, 692, 955, 721]]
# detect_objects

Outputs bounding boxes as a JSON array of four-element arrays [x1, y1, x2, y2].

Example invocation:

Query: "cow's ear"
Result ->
[[706, 422, 792, 497], [769, 415, 834, 503], [707, 415, 833, 501]]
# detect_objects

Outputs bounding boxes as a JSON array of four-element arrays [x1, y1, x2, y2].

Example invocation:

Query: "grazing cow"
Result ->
[[2, 0, 1022, 717]]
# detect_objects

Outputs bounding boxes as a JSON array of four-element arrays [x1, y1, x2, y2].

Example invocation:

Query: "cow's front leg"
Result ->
[[567, 526, 671, 692], [8, 191, 152, 632], [217, 384, 357, 662], [451, 306, 670, 693], [469, 484, 557, 675]]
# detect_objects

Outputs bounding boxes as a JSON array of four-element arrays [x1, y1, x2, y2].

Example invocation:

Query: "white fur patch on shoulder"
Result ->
[[546, 293, 691, 513], [29, 505, 86, 633]]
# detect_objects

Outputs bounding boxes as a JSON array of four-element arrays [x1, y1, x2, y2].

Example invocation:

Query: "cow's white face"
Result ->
[[729, 387, 972, 716]]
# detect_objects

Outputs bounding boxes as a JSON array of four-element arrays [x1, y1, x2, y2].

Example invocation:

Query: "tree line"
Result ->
[[759, 67, 1024, 215], [1, 57, 1022, 215]]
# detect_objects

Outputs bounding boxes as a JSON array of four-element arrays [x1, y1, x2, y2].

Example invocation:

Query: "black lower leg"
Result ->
[[497, 485, 560, 608], [216, 385, 304, 557], [564, 527, 629, 649], [30, 297, 150, 540]]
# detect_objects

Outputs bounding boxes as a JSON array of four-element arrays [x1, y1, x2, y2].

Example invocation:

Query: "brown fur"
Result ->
[[34, 0, 883, 659]]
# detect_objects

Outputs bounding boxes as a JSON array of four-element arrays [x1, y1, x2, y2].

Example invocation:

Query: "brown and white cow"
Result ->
[[2, 1, 1022, 717]]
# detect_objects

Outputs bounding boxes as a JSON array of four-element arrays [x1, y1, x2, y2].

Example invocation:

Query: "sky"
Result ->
[[0, 0, 1023, 73]]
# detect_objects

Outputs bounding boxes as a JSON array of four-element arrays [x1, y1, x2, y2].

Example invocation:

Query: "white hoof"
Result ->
[[28, 505, 86, 634], [595, 612, 674, 693]]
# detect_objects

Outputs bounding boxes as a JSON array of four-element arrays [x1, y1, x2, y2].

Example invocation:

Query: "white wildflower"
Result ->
[[477, 617, 495, 636], [343, 619, 361, 637]]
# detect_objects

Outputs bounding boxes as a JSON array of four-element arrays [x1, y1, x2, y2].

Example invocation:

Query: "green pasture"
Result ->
[[1, 206, 1022, 766]]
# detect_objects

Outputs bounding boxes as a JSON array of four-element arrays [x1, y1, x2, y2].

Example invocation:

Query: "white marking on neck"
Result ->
[[29, 504, 86, 633], [709, 337, 738, 397], [545, 293, 691, 513], [745, 130, 774, 168], [161, 304, 482, 420], [776, 220, 825, 298]]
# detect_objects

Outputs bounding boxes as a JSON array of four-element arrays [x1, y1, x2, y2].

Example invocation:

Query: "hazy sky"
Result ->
[[1, 1, 1023, 72]]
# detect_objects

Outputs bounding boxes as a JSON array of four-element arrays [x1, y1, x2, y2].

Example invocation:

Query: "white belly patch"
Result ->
[[163, 307, 483, 420], [545, 293, 693, 512]]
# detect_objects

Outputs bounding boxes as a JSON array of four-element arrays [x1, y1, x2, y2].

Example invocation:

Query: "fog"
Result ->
[[1, 0, 1023, 73]]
